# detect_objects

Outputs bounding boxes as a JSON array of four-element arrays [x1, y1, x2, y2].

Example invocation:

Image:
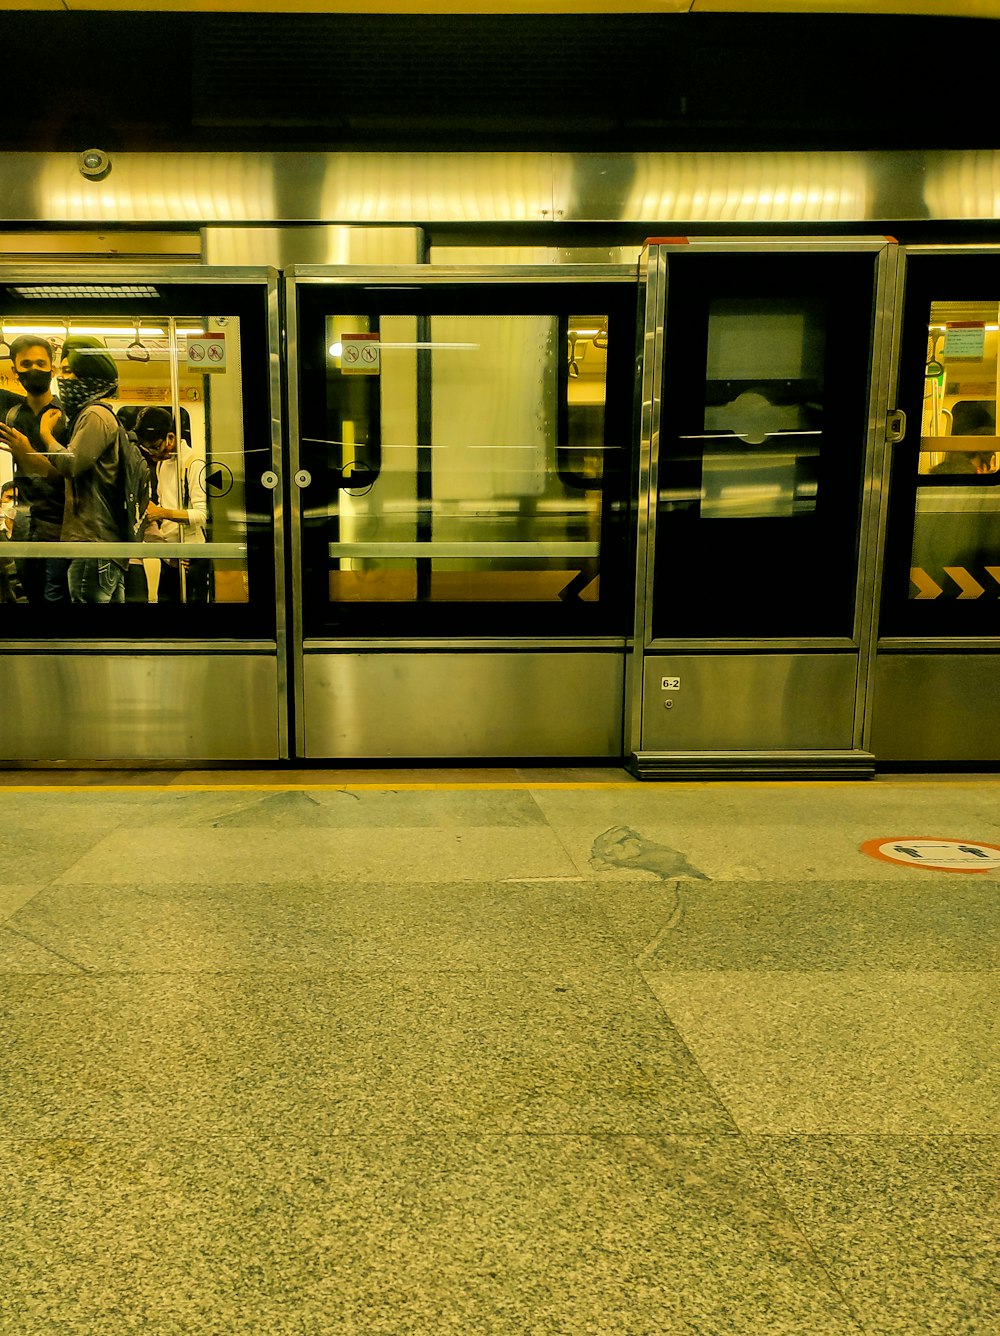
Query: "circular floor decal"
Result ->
[[861, 837, 1000, 873]]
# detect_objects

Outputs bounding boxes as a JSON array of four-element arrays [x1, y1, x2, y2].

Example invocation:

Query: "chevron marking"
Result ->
[[944, 566, 985, 599], [910, 567, 943, 599]]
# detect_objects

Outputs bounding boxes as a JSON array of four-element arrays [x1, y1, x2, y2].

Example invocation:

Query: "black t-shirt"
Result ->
[[6, 396, 66, 537], [0, 387, 24, 416]]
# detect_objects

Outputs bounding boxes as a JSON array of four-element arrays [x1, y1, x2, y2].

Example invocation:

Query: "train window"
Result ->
[[295, 282, 636, 636], [882, 278, 1000, 638], [0, 286, 275, 639], [650, 252, 878, 640], [910, 304, 1000, 601]]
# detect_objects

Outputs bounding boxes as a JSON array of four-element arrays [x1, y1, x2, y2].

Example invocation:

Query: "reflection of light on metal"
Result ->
[[624, 152, 869, 221], [923, 150, 1000, 219]]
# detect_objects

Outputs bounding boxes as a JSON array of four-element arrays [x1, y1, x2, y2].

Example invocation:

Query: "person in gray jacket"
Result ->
[[0, 335, 128, 603]]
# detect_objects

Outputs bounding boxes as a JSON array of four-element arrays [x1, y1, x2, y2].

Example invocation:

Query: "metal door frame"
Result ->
[[629, 237, 902, 777], [285, 263, 639, 760], [0, 262, 287, 762]]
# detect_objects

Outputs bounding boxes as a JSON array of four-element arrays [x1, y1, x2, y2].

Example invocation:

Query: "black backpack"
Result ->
[[90, 403, 151, 542]]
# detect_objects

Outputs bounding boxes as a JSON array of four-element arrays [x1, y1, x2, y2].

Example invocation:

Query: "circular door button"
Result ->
[[261, 470, 279, 490], [294, 469, 312, 489]]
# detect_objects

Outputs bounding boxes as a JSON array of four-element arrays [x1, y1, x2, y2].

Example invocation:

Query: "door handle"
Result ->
[[886, 409, 906, 444]]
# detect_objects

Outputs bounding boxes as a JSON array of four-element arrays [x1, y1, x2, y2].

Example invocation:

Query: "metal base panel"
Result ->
[[301, 650, 624, 759], [1, 653, 282, 763], [869, 652, 1000, 763], [630, 750, 876, 781], [640, 653, 859, 753]]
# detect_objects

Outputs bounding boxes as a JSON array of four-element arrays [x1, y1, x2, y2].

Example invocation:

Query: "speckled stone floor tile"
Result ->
[[749, 1135, 1000, 1335], [0, 885, 44, 923], [0, 1133, 863, 1336], [643, 970, 999, 1134], [530, 781, 1000, 882], [48, 824, 579, 887], [0, 925, 84, 973], [582, 877, 1000, 972], [0, 970, 735, 1140], [8, 879, 625, 974]]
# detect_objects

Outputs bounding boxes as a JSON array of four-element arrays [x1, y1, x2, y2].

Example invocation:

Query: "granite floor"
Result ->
[[0, 768, 996, 1334]]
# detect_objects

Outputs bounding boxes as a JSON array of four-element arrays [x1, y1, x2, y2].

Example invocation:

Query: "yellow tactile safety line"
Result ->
[[0, 779, 998, 793]]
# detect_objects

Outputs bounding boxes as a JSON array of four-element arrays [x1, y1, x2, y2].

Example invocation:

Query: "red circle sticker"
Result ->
[[861, 837, 1000, 873]]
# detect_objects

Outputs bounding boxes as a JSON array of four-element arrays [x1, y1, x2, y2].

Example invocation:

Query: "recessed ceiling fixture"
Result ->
[[9, 285, 161, 299]]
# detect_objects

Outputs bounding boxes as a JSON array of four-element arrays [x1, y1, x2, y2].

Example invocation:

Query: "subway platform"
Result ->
[[0, 767, 996, 1334]]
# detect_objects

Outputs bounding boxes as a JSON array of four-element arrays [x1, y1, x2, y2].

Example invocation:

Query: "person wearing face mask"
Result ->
[[0, 335, 130, 603], [0, 480, 27, 603], [4, 335, 68, 603], [133, 406, 210, 603]]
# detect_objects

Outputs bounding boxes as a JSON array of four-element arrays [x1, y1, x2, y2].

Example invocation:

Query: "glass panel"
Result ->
[[0, 286, 274, 637], [652, 253, 876, 640], [910, 300, 1000, 605], [297, 284, 634, 637]]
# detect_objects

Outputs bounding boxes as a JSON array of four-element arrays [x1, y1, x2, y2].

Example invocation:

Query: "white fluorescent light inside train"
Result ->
[[0, 325, 206, 338]]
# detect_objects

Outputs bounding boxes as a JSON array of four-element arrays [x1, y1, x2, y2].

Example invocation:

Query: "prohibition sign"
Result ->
[[860, 836, 1000, 874]]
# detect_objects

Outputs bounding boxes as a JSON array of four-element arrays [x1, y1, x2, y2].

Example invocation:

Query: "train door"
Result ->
[[287, 266, 638, 760], [0, 266, 285, 762], [630, 238, 898, 779], [870, 247, 1000, 763]]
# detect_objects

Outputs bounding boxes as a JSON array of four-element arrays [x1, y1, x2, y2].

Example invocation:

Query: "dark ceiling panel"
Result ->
[[1, 11, 998, 152]]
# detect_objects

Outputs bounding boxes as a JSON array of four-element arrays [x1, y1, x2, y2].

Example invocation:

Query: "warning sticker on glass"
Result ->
[[860, 837, 1000, 873], [341, 333, 381, 375]]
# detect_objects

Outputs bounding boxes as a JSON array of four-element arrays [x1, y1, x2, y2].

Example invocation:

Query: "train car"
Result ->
[[0, 148, 997, 774]]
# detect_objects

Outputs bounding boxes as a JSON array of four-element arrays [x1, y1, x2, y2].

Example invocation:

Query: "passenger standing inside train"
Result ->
[[135, 406, 210, 602], [4, 336, 68, 603], [0, 335, 130, 602], [0, 480, 27, 603]]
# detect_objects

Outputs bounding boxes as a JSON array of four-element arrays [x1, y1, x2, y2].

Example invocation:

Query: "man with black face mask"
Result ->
[[0, 335, 129, 603], [4, 335, 68, 603]]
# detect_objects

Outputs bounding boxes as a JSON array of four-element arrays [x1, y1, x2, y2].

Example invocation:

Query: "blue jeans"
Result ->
[[68, 558, 125, 603]]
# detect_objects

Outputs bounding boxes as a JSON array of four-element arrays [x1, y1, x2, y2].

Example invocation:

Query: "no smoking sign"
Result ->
[[861, 836, 1000, 874]]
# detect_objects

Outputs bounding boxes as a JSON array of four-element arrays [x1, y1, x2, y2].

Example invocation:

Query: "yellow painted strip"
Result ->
[[1, 778, 998, 792]]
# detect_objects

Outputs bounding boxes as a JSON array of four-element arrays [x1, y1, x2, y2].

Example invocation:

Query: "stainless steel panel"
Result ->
[[631, 750, 875, 781], [3, 150, 1000, 226], [869, 652, 1000, 762], [204, 226, 422, 266], [1, 654, 281, 762], [640, 653, 858, 752], [302, 651, 624, 759]]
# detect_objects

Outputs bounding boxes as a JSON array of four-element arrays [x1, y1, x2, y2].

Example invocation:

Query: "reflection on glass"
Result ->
[[0, 316, 251, 608], [910, 300, 1000, 602], [308, 312, 611, 605], [689, 298, 824, 520]]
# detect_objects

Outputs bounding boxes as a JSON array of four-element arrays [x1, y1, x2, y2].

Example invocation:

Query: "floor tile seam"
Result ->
[[739, 1139, 873, 1335], [627, 966, 750, 1141], [0, 1129, 753, 1148], [0, 964, 643, 980], [0, 924, 93, 974]]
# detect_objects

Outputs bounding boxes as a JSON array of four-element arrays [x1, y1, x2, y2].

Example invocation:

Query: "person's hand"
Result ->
[[0, 421, 30, 455], [40, 407, 63, 434], [146, 502, 170, 521]]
